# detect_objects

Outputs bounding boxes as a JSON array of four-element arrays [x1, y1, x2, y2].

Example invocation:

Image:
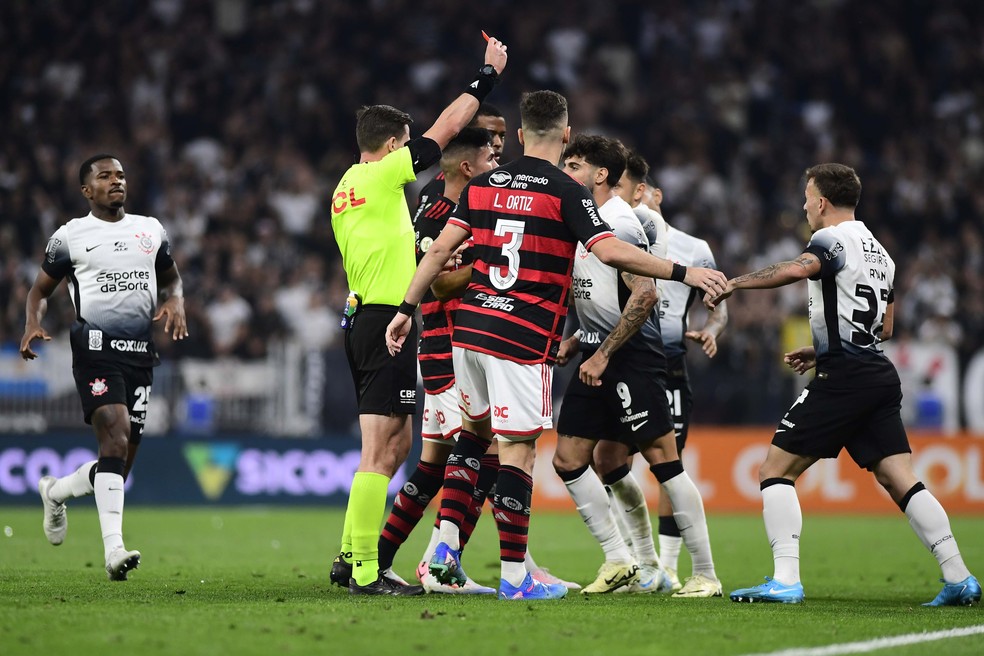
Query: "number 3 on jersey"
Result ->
[[490, 219, 525, 290]]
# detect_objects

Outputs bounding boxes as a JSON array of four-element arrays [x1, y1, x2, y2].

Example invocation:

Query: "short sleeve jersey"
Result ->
[[572, 196, 662, 356], [803, 220, 897, 383], [415, 171, 446, 210], [634, 206, 668, 259], [330, 146, 418, 306], [657, 225, 717, 358], [413, 193, 470, 394], [448, 156, 615, 364], [41, 212, 174, 366]]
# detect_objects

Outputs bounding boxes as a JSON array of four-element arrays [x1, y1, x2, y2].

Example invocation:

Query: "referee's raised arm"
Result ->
[[422, 36, 508, 151]]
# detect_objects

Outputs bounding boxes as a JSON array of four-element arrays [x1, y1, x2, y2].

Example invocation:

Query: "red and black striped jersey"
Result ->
[[413, 193, 469, 394], [415, 171, 446, 210], [448, 156, 614, 364]]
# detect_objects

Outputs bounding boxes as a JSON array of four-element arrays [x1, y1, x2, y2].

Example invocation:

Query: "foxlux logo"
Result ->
[[111, 340, 148, 353]]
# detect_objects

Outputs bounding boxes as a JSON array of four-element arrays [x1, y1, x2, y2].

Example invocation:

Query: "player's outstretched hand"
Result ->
[[386, 313, 412, 356], [685, 267, 728, 298], [484, 34, 508, 75], [704, 279, 735, 310], [19, 326, 51, 360], [154, 297, 188, 340], [685, 330, 718, 358], [783, 346, 817, 375]]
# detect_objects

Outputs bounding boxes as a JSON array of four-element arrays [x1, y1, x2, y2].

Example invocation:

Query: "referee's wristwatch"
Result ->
[[478, 64, 499, 81]]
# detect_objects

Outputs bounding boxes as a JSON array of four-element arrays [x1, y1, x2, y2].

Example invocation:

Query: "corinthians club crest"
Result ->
[[135, 232, 154, 254]]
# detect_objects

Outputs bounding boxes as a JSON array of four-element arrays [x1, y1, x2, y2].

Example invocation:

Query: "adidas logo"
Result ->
[[448, 470, 472, 480], [494, 511, 511, 523]]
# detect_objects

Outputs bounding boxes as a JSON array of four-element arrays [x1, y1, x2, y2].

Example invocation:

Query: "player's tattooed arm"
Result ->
[[578, 272, 657, 386], [706, 253, 820, 310], [599, 273, 656, 358], [732, 254, 819, 288]]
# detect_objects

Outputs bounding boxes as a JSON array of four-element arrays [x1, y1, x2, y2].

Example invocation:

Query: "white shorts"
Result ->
[[452, 346, 553, 441], [421, 387, 463, 443]]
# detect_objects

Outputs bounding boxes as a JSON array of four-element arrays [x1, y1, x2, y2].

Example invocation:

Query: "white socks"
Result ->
[[438, 520, 461, 551], [661, 471, 716, 579], [95, 472, 126, 560], [564, 467, 633, 563], [421, 525, 441, 564], [49, 460, 97, 504], [608, 472, 660, 566], [904, 488, 971, 583], [762, 482, 801, 585], [658, 533, 683, 572]]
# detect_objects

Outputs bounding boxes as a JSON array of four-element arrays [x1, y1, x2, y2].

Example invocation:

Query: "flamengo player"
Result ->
[[375, 127, 498, 594], [386, 90, 727, 600]]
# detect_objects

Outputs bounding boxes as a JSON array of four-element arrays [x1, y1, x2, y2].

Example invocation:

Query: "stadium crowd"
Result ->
[[1, 0, 981, 425]]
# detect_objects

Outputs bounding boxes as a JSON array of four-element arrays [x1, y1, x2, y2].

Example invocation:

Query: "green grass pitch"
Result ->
[[1, 506, 981, 655]]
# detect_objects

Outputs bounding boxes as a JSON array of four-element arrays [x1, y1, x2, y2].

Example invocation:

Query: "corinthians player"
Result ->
[[21, 154, 187, 581]]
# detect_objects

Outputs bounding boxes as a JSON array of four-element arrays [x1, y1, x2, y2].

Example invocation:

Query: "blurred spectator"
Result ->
[[0, 0, 982, 425]]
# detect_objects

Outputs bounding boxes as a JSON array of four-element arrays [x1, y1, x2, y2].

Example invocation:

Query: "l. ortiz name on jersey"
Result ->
[[448, 156, 614, 364], [572, 195, 663, 357], [804, 220, 897, 382], [42, 212, 174, 367]]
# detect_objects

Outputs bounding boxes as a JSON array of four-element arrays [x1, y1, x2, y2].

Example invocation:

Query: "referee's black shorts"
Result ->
[[772, 377, 909, 470], [344, 305, 418, 416]]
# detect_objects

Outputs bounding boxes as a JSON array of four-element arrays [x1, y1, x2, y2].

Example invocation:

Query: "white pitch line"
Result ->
[[739, 624, 984, 656]]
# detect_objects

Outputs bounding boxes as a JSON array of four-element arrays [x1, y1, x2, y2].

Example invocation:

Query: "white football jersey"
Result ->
[[804, 220, 895, 370], [572, 196, 661, 354], [42, 212, 174, 363], [657, 225, 717, 358], [634, 206, 668, 259]]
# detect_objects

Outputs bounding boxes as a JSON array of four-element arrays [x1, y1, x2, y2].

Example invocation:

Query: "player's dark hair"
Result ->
[[356, 104, 413, 152], [475, 103, 503, 120], [623, 152, 650, 185], [79, 153, 119, 185], [805, 163, 861, 208], [440, 127, 493, 176], [520, 90, 568, 136], [563, 134, 627, 188]]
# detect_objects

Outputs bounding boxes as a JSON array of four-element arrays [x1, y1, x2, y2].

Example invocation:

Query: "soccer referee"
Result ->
[[329, 36, 508, 596]]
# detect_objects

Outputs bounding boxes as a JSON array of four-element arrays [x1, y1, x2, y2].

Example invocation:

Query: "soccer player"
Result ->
[[23, 154, 187, 581], [375, 127, 499, 594], [410, 112, 581, 594], [608, 169, 729, 592], [385, 90, 728, 600], [415, 104, 508, 207], [328, 36, 508, 596], [554, 136, 721, 597], [709, 163, 980, 606]]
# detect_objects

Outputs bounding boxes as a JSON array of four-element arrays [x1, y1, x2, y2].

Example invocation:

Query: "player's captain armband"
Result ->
[[340, 291, 361, 330]]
